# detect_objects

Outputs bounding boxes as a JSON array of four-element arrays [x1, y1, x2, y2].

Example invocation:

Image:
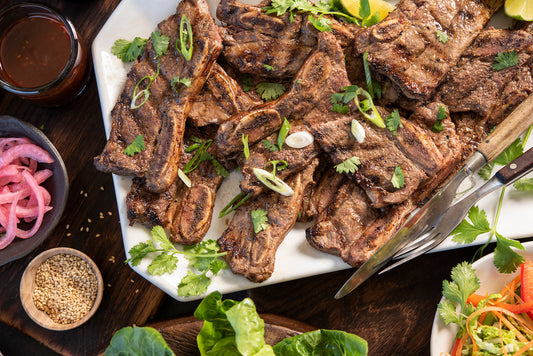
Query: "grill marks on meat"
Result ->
[[313, 114, 427, 208], [218, 159, 319, 282], [126, 139, 228, 245], [238, 122, 321, 197], [188, 63, 262, 126], [306, 179, 414, 267], [354, 0, 502, 100], [215, 31, 350, 157], [94, 0, 222, 193], [435, 29, 533, 118], [216, 0, 360, 79]]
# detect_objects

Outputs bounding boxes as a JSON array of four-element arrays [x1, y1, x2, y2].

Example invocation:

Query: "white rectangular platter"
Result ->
[[92, 0, 533, 301]]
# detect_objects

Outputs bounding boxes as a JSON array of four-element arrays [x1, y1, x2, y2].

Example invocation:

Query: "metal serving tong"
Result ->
[[335, 93, 533, 299]]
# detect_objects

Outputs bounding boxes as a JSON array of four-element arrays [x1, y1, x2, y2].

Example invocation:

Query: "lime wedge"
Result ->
[[340, 0, 395, 20], [505, 0, 533, 21]]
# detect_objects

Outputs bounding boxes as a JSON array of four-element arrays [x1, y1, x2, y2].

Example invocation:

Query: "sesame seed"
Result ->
[[32, 254, 98, 325]]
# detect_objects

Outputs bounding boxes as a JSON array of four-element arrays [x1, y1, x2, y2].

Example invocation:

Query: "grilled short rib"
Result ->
[[238, 122, 321, 197], [94, 0, 222, 193], [218, 159, 319, 282], [127, 137, 230, 245], [354, 0, 502, 100], [215, 31, 351, 157], [306, 180, 414, 267], [216, 0, 361, 79], [188, 63, 262, 126]]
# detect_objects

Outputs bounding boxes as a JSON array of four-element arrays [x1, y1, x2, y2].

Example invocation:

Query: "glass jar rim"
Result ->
[[0, 2, 79, 95]]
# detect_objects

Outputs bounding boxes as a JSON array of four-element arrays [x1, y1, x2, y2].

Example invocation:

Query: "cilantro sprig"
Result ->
[[126, 226, 227, 297], [262, 0, 359, 32], [451, 126, 533, 273], [437, 262, 480, 336], [385, 109, 402, 136]]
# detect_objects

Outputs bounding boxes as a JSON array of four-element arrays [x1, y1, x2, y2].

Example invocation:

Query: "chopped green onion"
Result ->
[[351, 119, 365, 143], [277, 118, 290, 150], [242, 134, 250, 160], [182, 139, 212, 173], [178, 169, 191, 188], [219, 192, 251, 218], [353, 87, 385, 128], [285, 131, 314, 148], [176, 15, 193, 61], [253, 168, 294, 196]]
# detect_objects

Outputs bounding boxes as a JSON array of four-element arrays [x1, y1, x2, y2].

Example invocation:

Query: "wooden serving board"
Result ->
[[148, 314, 316, 355]]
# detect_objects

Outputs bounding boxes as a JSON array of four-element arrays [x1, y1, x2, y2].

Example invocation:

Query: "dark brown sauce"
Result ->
[[0, 15, 71, 88]]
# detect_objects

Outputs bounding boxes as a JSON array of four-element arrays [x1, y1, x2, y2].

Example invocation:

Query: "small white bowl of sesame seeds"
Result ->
[[19, 247, 103, 331]]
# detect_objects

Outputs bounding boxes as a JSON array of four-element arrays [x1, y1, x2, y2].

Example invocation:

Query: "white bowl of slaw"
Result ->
[[0, 115, 68, 266], [430, 240, 533, 355]]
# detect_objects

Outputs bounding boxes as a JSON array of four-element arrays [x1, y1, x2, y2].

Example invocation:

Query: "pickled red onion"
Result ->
[[0, 138, 54, 249]]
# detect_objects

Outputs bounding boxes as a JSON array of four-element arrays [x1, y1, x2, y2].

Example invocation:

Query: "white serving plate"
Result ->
[[92, 0, 532, 301], [430, 241, 533, 355]]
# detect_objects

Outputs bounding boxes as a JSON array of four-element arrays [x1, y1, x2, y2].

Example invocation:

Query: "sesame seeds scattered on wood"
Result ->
[[32, 254, 98, 325]]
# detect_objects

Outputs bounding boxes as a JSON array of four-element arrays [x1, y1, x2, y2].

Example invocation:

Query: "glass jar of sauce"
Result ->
[[0, 3, 90, 106]]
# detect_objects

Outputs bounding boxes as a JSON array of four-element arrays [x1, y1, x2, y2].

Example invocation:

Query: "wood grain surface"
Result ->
[[0, 1, 531, 356]]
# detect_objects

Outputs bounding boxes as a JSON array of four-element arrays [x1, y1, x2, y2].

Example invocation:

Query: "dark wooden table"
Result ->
[[0, 0, 526, 355]]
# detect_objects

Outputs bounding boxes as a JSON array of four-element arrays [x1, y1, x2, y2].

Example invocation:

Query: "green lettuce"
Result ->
[[104, 326, 174, 356]]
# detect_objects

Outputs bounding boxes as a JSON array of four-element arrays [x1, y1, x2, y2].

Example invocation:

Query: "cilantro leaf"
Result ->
[[331, 92, 345, 104], [391, 164, 404, 189], [331, 103, 350, 114], [255, 82, 286, 101], [493, 138, 523, 166], [359, 0, 370, 19], [251, 209, 269, 234], [151, 225, 175, 251], [278, 118, 290, 150], [111, 37, 148, 62], [211, 159, 229, 178], [262, 139, 279, 152], [148, 252, 179, 275], [184, 240, 227, 273], [442, 261, 479, 309], [493, 233, 525, 273], [151, 31, 170, 57], [492, 51, 518, 71], [478, 161, 495, 181], [513, 178, 533, 191], [334, 156, 360, 174], [171, 76, 191, 90], [241, 74, 254, 92], [450, 206, 491, 244], [385, 109, 403, 136], [126, 241, 156, 266], [178, 271, 211, 298], [433, 105, 447, 132], [308, 14, 332, 32], [124, 134, 145, 156], [438, 262, 479, 335], [436, 29, 449, 44], [362, 12, 381, 27]]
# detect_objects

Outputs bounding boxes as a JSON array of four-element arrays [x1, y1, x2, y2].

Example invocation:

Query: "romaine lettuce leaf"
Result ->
[[103, 326, 174, 356], [272, 329, 368, 356]]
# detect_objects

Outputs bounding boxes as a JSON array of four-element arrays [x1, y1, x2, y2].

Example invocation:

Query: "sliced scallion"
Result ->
[[178, 169, 191, 188], [177, 15, 193, 61], [285, 131, 314, 148], [253, 168, 294, 196], [351, 119, 365, 143], [353, 87, 385, 128], [219, 192, 251, 218]]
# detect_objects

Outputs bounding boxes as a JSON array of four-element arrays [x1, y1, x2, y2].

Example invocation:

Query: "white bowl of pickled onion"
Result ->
[[0, 115, 68, 266]]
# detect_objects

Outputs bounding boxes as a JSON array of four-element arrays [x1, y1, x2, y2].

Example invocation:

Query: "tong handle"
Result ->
[[496, 147, 533, 185], [478, 93, 533, 162]]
